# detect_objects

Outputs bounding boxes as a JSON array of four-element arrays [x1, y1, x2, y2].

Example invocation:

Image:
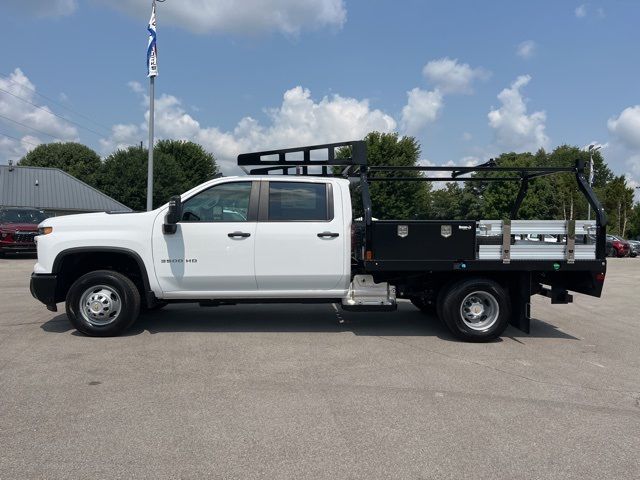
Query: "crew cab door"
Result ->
[[152, 181, 259, 294], [254, 180, 349, 291]]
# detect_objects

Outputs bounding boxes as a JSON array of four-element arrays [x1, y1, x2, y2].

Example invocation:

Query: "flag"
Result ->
[[147, 1, 158, 77]]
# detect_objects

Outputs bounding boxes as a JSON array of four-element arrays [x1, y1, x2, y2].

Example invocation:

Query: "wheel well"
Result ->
[[54, 250, 150, 306]]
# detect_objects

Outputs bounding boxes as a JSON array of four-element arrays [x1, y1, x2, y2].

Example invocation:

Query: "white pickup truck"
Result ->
[[30, 141, 608, 341]]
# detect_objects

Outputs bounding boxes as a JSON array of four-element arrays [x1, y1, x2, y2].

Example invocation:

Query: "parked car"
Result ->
[[605, 234, 631, 257], [627, 239, 640, 258], [0, 207, 48, 257]]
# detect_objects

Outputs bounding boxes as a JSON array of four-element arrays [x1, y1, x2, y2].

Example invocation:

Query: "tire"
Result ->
[[435, 282, 453, 323], [65, 270, 141, 337], [440, 278, 511, 342], [607, 247, 616, 257]]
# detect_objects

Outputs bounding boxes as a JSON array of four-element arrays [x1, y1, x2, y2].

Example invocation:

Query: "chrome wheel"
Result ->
[[79, 285, 122, 327], [459, 291, 500, 331]]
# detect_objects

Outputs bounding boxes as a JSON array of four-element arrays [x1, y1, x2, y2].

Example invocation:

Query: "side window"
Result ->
[[182, 182, 252, 222], [268, 182, 330, 221]]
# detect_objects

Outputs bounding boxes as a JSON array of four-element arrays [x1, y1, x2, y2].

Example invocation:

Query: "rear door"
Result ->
[[254, 180, 348, 292]]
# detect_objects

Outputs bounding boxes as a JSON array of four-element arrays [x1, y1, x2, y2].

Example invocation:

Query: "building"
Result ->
[[0, 163, 132, 216]]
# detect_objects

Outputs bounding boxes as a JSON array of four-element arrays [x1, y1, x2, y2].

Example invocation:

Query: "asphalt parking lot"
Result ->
[[0, 257, 638, 480]]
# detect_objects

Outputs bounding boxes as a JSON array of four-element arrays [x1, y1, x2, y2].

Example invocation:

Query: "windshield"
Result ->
[[0, 209, 48, 224]]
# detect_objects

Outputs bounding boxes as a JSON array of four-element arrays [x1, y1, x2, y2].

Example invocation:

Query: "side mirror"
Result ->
[[163, 195, 182, 234]]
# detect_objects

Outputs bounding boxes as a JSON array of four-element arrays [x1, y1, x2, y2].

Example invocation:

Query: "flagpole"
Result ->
[[146, 75, 155, 211], [145, 0, 159, 211]]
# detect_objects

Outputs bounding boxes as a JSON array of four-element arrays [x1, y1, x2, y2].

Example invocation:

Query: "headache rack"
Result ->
[[237, 140, 608, 262]]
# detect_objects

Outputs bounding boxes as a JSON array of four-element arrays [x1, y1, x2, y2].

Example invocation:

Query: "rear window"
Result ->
[[268, 182, 330, 221]]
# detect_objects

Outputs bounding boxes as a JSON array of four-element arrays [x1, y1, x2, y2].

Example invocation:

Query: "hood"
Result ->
[[0, 222, 39, 232], [39, 210, 160, 232]]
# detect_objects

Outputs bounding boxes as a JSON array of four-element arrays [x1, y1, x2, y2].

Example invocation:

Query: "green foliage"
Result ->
[[339, 132, 430, 219], [155, 139, 218, 191], [600, 175, 635, 237], [628, 203, 640, 240], [19, 142, 102, 187], [99, 146, 186, 211]]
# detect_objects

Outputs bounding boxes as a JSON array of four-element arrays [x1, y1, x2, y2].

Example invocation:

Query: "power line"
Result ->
[[0, 131, 41, 148], [0, 87, 106, 138], [0, 113, 64, 142], [0, 73, 112, 133]]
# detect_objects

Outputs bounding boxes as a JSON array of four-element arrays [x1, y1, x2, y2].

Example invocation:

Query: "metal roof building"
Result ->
[[0, 164, 132, 215]]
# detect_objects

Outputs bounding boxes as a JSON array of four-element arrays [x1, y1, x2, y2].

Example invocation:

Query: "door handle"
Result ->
[[228, 232, 251, 238], [317, 232, 339, 238]]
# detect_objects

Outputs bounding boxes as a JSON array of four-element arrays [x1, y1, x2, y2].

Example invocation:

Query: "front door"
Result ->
[[152, 181, 259, 295]]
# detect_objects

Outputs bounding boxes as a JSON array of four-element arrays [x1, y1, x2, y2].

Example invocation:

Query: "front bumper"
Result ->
[[0, 243, 37, 252], [30, 273, 59, 311]]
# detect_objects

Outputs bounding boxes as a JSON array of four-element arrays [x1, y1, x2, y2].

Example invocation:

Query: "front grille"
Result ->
[[14, 231, 37, 243]]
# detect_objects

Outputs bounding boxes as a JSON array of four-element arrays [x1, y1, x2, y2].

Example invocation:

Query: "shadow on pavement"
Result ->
[[40, 314, 73, 333], [40, 303, 577, 341]]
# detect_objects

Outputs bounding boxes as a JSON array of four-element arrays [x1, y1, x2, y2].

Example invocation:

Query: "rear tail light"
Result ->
[[596, 272, 606, 282]]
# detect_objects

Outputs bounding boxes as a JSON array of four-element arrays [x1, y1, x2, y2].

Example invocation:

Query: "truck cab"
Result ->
[[31, 174, 355, 335]]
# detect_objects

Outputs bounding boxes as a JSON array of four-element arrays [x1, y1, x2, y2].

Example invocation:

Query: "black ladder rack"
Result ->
[[237, 140, 367, 176]]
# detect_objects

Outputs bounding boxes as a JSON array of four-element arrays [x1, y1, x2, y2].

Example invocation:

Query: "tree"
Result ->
[[99, 146, 186, 211], [339, 132, 430, 219], [600, 175, 635, 237], [155, 139, 218, 191], [477, 150, 560, 220], [19, 142, 102, 187], [628, 203, 640, 239]]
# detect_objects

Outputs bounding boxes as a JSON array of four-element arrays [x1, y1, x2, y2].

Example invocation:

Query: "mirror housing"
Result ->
[[163, 195, 182, 234]]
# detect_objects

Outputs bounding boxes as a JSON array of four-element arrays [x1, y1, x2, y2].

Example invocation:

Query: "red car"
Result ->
[[606, 234, 630, 257], [0, 207, 48, 257]]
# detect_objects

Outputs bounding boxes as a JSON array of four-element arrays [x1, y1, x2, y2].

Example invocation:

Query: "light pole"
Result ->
[[587, 144, 602, 221]]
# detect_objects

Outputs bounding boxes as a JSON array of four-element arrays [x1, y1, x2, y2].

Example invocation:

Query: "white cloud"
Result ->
[[127, 81, 145, 94], [101, 0, 346, 35], [422, 58, 489, 94], [400, 88, 443, 135], [608, 107, 640, 200], [516, 40, 536, 59], [575, 4, 587, 18], [0, 68, 79, 161], [101, 85, 396, 171], [4, 0, 77, 17], [488, 75, 549, 151], [607, 106, 640, 151]]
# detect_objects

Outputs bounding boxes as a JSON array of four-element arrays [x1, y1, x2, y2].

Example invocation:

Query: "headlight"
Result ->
[[38, 227, 53, 235]]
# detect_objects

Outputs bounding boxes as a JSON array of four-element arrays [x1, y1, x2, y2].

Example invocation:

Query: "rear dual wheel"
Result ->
[[440, 278, 511, 342]]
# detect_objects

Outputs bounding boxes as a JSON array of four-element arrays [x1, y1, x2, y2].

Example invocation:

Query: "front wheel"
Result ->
[[440, 278, 511, 342], [66, 270, 140, 337]]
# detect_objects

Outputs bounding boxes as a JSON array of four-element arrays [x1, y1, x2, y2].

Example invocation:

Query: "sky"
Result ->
[[0, 0, 639, 197]]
